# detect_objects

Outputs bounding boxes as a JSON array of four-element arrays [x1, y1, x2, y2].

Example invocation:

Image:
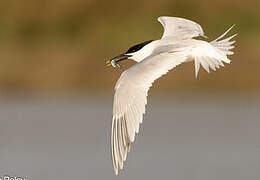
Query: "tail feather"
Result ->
[[194, 25, 236, 77], [210, 25, 237, 56], [211, 25, 236, 42]]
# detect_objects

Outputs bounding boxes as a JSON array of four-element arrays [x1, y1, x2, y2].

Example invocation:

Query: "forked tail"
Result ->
[[210, 25, 237, 56], [194, 25, 237, 77]]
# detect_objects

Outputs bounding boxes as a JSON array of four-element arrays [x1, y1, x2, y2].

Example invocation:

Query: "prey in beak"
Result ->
[[106, 54, 131, 68]]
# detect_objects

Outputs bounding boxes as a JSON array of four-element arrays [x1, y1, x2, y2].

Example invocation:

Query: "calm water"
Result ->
[[0, 95, 259, 180]]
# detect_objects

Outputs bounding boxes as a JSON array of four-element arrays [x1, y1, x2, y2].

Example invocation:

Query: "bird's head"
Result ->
[[106, 40, 154, 67]]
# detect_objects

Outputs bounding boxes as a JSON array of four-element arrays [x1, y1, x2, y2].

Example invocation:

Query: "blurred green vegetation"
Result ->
[[0, 0, 259, 95]]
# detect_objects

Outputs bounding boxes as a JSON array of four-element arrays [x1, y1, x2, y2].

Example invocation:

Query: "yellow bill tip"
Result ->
[[105, 60, 112, 67]]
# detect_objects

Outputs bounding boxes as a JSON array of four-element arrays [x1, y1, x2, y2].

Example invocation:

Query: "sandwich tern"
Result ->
[[106, 16, 236, 175]]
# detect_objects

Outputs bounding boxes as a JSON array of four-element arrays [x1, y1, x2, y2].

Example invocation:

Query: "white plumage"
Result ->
[[109, 16, 236, 175]]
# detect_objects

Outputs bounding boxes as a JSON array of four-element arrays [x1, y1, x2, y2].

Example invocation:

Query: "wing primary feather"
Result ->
[[195, 57, 200, 78], [117, 117, 124, 169], [131, 103, 142, 124], [121, 116, 128, 160], [115, 117, 119, 171], [111, 117, 119, 175], [129, 105, 139, 133], [123, 116, 131, 152]]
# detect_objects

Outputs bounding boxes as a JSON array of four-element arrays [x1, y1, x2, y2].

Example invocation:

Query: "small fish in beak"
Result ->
[[106, 59, 119, 67], [105, 60, 112, 67], [106, 54, 131, 68]]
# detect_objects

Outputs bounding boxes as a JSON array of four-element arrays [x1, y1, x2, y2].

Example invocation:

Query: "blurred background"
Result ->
[[0, 0, 259, 179]]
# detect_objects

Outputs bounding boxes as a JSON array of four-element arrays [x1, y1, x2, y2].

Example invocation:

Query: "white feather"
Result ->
[[190, 25, 236, 77], [158, 16, 205, 39]]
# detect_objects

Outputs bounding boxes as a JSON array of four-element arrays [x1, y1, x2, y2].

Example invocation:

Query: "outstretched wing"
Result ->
[[158, 16, 205, 39], [111, 52, 187, 175]]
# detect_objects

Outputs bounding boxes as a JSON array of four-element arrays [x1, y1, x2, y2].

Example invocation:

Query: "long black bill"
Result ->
[[106, 54, 131, 67]]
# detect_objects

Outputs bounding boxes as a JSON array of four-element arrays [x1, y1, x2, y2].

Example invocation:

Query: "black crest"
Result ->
[[125, 40, 153, 54]]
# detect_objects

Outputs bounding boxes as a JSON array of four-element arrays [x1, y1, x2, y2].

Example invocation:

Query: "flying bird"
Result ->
[[106, 16, 236, 175]]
